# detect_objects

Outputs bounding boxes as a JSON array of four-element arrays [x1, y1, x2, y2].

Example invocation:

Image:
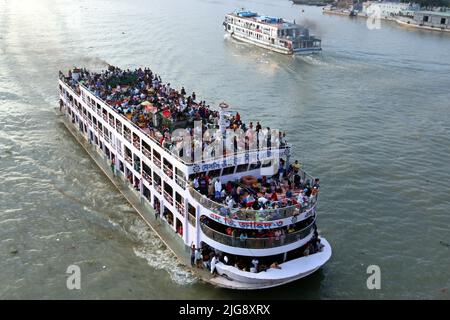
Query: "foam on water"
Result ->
[[128, 219, 197, 286]]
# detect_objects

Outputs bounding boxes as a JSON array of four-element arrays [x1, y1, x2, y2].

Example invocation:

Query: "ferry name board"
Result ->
[[207, 211, 312, 229]]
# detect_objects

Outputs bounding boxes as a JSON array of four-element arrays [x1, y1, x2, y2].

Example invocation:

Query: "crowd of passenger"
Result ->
[[192, 159, 320, 219], [61, 66, 286, 160], [191, 230, 325, 275]]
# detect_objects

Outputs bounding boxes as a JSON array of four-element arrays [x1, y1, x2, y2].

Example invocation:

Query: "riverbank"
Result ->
[[395, 17, 450, 32]]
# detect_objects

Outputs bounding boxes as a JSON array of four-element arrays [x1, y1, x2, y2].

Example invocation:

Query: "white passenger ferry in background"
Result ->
[[58, 66, 331, 289], [223, 10, 322, 55]]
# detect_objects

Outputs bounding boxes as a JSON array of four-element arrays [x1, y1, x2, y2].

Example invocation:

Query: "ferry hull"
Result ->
[[229, 32, 321, 55], [212, 238, 332, 290]]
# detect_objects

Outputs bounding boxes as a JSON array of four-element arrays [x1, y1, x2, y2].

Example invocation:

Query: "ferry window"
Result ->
[[249, 161, 261, 170], [261, 160, 272, 168], [175, 193, 184, 208], [142, 140, 151, 152], [119, 161, 124, 173], [188, 203, 196, 227], [153, 172, 161, 187], [153, 150, 161, 160], [423, 16, 429, 22], [236, 164, 249, 173], [188, 203, 196, 217], [143, 185, 151, 201], [222, 166, 235, 176], [441, 18, 446, 24], [133, 154, 141, 172], [143, 162, 152, 176], [207, 169, 221, 178]]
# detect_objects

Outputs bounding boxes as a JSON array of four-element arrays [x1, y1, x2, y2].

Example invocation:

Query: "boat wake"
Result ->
[[128, 219, 197, 286], [295, 54, 327, 66]]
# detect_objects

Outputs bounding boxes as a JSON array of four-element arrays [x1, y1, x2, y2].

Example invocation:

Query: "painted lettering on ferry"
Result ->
[[208, 213, 295, 229], [223, 217, 236, 226], [209, 213, 223, 223]]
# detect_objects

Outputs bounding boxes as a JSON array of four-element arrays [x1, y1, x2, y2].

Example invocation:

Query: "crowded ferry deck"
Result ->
[[223, 10, 322, 55], [58, 66, 331, 289]]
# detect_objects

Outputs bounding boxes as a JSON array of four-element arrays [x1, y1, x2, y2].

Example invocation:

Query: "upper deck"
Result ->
[[59, 67, 289, 170]]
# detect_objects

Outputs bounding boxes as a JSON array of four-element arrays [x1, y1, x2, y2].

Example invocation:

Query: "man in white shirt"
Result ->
[[251, 258, 259, 272], [226, 196, 236, 209], [210, 255, 218, 275], [258, 196, 268, 205], [193, 177, 199, 190], [214, 179, 222, 200]]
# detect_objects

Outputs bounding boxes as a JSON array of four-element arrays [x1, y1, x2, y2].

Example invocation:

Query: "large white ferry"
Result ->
[[223, 10, 322, 55], [58, 66, 331, 289]]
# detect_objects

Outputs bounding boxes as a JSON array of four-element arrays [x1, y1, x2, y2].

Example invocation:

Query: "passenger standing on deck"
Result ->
[[214, 178, 222, 200], [195, 248, 203, 268], [193, 176, 199, 190], [210, 255, 218, 275], [190, 243, 196, 267]]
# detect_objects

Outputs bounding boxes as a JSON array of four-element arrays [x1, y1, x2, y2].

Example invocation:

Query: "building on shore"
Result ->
[[362, 1, 420, 18], [412, 10, 450, 28]]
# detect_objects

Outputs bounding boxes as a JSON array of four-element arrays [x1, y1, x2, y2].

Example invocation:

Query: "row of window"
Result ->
[[63, 84, 188, 183]]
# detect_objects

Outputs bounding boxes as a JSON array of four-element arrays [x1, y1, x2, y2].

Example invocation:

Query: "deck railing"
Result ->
[[188, 170, 318, 222], [175, 201, 185, 216], [124, 131, 131, 143], [153, 157, 162, 168], [115, 122, 122, 135], [188, 214, 196, 226], [142, 147, 152, 160], [200, 218, 315, 249], [163, 165, 173, 179], [163, 190, 174, 206], [133, 140, 141, 150], [175, 174, 187, 188], [142, 171, 152, 184], [124, 154, 132, 165]]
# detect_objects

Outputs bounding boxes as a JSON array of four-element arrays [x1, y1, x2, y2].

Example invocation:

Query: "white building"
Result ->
[[363, 1, 419, 18]]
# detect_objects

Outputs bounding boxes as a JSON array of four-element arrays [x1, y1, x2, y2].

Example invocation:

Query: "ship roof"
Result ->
[[230, 10, 304, 29]]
